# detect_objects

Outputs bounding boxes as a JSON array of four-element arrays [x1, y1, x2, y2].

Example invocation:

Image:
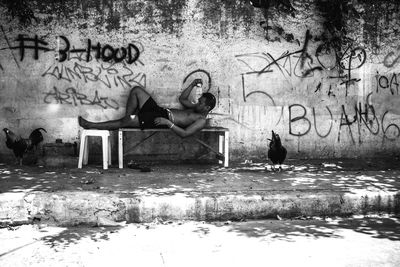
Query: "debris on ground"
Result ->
[[81, 177, 95, 184]]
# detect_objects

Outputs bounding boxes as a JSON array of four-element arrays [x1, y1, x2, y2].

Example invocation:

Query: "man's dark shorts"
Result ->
[[137, 97, 169, 129]]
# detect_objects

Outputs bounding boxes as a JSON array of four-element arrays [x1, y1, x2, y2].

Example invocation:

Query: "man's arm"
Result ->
[[154, 117, 206, 138], [179, 79, 202, 109], [170, 118, 206, 138]]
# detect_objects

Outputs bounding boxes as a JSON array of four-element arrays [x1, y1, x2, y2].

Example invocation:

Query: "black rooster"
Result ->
[[3, 128, 47, 165], [267, 130, 287, 171]]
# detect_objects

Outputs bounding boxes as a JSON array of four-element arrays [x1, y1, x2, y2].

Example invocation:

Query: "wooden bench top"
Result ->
[[119, 127, 229, 132]]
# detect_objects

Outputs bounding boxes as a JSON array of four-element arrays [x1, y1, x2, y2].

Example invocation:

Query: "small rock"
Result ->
[[7, 225, 19, 231], [81, 178, 95, 184]]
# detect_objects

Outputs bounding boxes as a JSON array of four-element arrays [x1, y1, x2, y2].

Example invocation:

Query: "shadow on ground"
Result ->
[[216, 216, 400, 242], [0, 158, 400, 197]]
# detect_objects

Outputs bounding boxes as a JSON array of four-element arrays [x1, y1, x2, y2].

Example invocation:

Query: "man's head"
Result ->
[[195, 92, 216, 114]]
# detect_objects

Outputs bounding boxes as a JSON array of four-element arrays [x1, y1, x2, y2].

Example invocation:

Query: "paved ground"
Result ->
[[1, 216, 399, 267], [0, 158, 399, 226]]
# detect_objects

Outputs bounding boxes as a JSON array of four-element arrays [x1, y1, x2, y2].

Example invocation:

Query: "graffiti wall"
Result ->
[[1, 0, 400, 161]]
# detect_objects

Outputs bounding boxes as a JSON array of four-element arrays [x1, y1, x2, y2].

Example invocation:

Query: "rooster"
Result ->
[[267, 130, 287, 171], [3, 128, 47, 165]]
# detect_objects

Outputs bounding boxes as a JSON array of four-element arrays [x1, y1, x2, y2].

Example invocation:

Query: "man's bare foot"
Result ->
[[78, 116, 90, 129]]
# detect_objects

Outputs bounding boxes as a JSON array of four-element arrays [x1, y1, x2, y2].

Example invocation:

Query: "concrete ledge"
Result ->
[[1, 191, 399, 226], [1, 160, 400, 226]]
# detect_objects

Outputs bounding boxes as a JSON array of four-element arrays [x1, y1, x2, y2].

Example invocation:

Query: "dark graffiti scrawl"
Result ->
[[1, 34, 51, 61], [182, 69, 212, 92], [321, 44, 366, 96], [39, 36, 146, 89], [0, 34, 140, 64], [43, 86, 119, 110], [0, 25, 20, 68], [384, 48, 400, 68], [57, 36, 140, 64], [42, 61, 146, 89], [256, 30, 322, 78], [375, 72, 400, 95], [235, 31, 367, 103]]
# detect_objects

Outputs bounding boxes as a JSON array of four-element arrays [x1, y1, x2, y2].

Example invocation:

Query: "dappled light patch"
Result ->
[[0, 161, 399, 198], [20, 176, 35, 181], [9, 188, 35, 193], [132, 185, 192, 197], [357, 175, 379, 182], [0, 169, 11, 174]]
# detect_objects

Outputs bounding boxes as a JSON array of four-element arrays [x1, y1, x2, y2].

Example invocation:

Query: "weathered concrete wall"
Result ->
[[1, 0, 400, 162]]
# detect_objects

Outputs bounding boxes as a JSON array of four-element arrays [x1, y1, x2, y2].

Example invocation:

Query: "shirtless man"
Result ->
[[78, 79, 216, 138]]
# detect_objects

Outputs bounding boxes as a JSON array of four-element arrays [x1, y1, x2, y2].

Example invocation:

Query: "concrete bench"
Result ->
[[118, 127, 229, 168]]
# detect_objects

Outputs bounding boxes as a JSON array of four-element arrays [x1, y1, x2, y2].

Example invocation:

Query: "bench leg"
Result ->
[[102, 136, 108, 170], [83, 136, 89, 165], [108, 135, 112, 166], [218, 134, 224, 165], [224, 131, 229, 167], [118, 130, 123, 168], [78, 135, 86, 168]]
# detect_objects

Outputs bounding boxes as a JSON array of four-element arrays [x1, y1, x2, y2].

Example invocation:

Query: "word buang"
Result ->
[[289, 102, 400, 142], [58, 36, 140, 64]]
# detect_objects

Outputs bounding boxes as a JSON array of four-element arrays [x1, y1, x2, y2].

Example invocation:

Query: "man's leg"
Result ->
[[78, 116, 139, 130], [125, 86, 151, 116], [78, 86, 152, 130]]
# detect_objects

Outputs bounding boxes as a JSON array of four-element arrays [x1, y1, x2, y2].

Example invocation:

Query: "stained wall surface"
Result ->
[[1, 0, 400, 161]]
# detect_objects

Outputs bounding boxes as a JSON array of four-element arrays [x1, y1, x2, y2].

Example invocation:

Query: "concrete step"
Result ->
[[1, 190, 399, 226], [0, 159, 399, 226]]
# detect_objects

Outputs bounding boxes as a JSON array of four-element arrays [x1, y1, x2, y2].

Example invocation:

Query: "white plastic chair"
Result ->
[[78, 130, 111, 169]]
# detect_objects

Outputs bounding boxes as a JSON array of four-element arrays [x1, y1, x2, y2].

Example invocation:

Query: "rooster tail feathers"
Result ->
[[32, 128, 47, 133], [29, 128, 46, 146]]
